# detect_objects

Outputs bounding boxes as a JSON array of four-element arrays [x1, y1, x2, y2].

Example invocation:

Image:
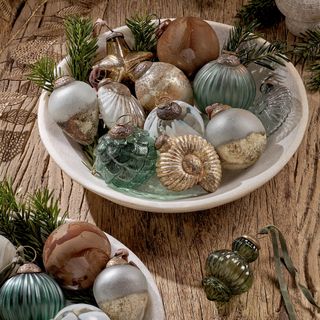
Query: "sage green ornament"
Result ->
[[0, 263, 65, 320], [203, 235, 260, 302], [94, 124, 157, 189], [193, 53, 256, 112]]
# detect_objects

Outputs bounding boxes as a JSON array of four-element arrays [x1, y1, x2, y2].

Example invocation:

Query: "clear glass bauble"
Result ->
[[54, 304, 110, 320]]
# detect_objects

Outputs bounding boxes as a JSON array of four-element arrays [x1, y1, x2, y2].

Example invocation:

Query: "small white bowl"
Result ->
[[38, 21, 308, 213]]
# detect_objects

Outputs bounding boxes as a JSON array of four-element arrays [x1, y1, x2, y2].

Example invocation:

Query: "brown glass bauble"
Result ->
[[43, 222, 111, 290], [157, 17, 220, 77]]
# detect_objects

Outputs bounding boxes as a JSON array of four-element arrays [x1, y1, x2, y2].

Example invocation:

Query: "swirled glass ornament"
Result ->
[[193, 53, 256, 112], [248, 81, 292, 136], [0, 263, 65, 320], [203, 235, 260, 302], [94, 124, 157, 189], [144, 100, 205, 139]]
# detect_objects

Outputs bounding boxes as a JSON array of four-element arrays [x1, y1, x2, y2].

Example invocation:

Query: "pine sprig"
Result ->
[[0, 180, 67, 266], [27, 57, 57, 92], [64, 16, 98, 82], [236, 0, 283, 28], [307, 61, 320, 91], [126, 14, 158, 52]]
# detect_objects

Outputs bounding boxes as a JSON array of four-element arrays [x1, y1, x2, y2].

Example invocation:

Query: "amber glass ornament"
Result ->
[[157, 17, 220, 77], [203, 235, 260, 302]]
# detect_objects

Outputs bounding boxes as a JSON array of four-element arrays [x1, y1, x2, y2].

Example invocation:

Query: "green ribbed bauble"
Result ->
[[202, 235, 260, 302], [193, 53, 256, 112], [0, 263, 65, 320]]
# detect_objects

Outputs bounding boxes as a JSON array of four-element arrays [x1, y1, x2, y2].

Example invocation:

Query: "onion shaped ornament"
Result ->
[[205, 104, 267, 170], [193, 53, 256, 112], [156, 17, 220, 77], [97, 79, 145, 129], [156, 135, 222, 192], [203, 235, 260, 302], [93, 249, 149, 320], [144, 100, 205, 139], [48, 76, 99, 145], [43, 222, 111, 290], [54, 304, 110, 320], [94, 124, 157, 189], [130, 61, 194, 111], [0, 263, 65, 320]]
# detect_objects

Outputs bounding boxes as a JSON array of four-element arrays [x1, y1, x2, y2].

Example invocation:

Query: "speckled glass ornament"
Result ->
[[43, 222, 111, 290], [0, 263, 65, 320], [193, 53, 256, 112], [248, 80, 292, 136], [93, 249, 149, 320], [54, 303, 111, 320], [205, 104, 267, 170], [203, 235, 260, 302], [144, 100, 205, 139], [94, 124, 157, 189]]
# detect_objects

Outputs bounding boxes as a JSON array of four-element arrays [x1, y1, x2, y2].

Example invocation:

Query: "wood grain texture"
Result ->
[[0, 1, 319, 319]]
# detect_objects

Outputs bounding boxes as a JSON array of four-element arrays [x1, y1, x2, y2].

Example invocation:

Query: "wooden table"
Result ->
[[0, 1, 319, 319]]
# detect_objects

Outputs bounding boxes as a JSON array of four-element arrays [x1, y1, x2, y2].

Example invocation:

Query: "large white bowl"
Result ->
[[38, 21, 309, 213]]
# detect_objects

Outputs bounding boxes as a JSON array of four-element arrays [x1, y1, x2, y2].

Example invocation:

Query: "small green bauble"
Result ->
[[0, 263, 65, 320], [203, 235, 260, 302], [94, 124, 157, 189]]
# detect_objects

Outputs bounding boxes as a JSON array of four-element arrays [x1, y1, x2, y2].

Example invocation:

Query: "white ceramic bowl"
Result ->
[[38, 21, 308, 213]]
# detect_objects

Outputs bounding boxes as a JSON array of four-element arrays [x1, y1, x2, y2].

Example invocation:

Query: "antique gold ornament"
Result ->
[[156, 135, 222, 192]]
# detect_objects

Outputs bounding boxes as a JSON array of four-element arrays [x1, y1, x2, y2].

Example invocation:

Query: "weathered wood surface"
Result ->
[[0, 1, 319, 319]]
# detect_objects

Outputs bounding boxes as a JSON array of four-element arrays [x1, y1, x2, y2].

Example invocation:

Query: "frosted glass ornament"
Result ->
[[54, 304, 110, 320], [0, 235, 16, 270]]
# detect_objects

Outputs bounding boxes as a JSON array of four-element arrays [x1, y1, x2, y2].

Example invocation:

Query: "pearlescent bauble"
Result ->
[[0, 235, 16, 270], [48, 76, 99, 145], [144, 100, 205, 139], [205, 105, 266, 169], [193, 54, 256, 112], [131, 61, 193, 111], [93, 264, 149, 320], [43, 222, 111, 290], [0, 263, 65, 320], [54, 304, 111, 320], [157, 17, 220, 77]]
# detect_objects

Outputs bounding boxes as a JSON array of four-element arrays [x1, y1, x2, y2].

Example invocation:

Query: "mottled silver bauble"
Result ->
[[54, 304, 110, 320], [205, 104, 267, 170], [93, 264, 149, 320]]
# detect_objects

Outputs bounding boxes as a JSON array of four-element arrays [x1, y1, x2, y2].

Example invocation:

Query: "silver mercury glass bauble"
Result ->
[[205, 104, 267, 170], [48, 76, 99, 145], [93, 249, 149, 320]]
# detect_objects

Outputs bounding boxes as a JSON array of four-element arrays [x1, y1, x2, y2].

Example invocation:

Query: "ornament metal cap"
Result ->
[[156, 101, 182, 120], [218, 52, 241, 66], [131, 61, 153, 80], [241, 235, 261, 250], [206, 103, 231, 119], [97, 78, 113, 89], [53, 75, 74, 90], [108, 123, 134, 139], [17, 263, 42, 274]]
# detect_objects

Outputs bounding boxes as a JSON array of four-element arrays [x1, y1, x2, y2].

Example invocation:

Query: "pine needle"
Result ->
[[307, 61, 320, 91], [64, 16, 98, 82], [27, 57, 57, 92], [126, 14, 158, 52]]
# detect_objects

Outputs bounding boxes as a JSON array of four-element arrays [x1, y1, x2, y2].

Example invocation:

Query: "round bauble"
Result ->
[[205, 104, 267, 170], [157, 17, 220, 77], [0, 263, 65, 320], [48, 76, 99, 145], [0, 235, 16, 270], [193, 53, 256, 112], [130, 61, 193, 111], [93, 263, 149, 320], [54, 304, 110, 320], [43, 222, 111, 290]]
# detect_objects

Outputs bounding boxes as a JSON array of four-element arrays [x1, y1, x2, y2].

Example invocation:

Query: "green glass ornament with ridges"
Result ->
[[0, 263, 65, 320], [202, 235, 260, 302], [94, 124, 157, 189], [193, 53, 256, 112]]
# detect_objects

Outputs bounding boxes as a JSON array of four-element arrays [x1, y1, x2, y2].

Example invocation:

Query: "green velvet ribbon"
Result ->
[[259, 225, 320, 320]]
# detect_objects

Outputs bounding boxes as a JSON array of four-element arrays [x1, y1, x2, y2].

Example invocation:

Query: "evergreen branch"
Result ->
[[224, 21, 260, 53], [0, 179, 68, 266], [27, 56, 57, 92], [292, 28, 320, 63], [126, 14, 158, 52], [307, 61, 320, 91], [236, 0, 283, 28], [240, 40, 289, 70], [64, 16, 98, 82]]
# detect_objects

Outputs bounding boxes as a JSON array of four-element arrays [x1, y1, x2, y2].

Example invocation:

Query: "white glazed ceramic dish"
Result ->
[[38, 20, 309, 213]]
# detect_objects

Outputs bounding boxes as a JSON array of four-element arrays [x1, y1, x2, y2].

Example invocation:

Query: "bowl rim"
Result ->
[[37, 20, 309, 213]]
